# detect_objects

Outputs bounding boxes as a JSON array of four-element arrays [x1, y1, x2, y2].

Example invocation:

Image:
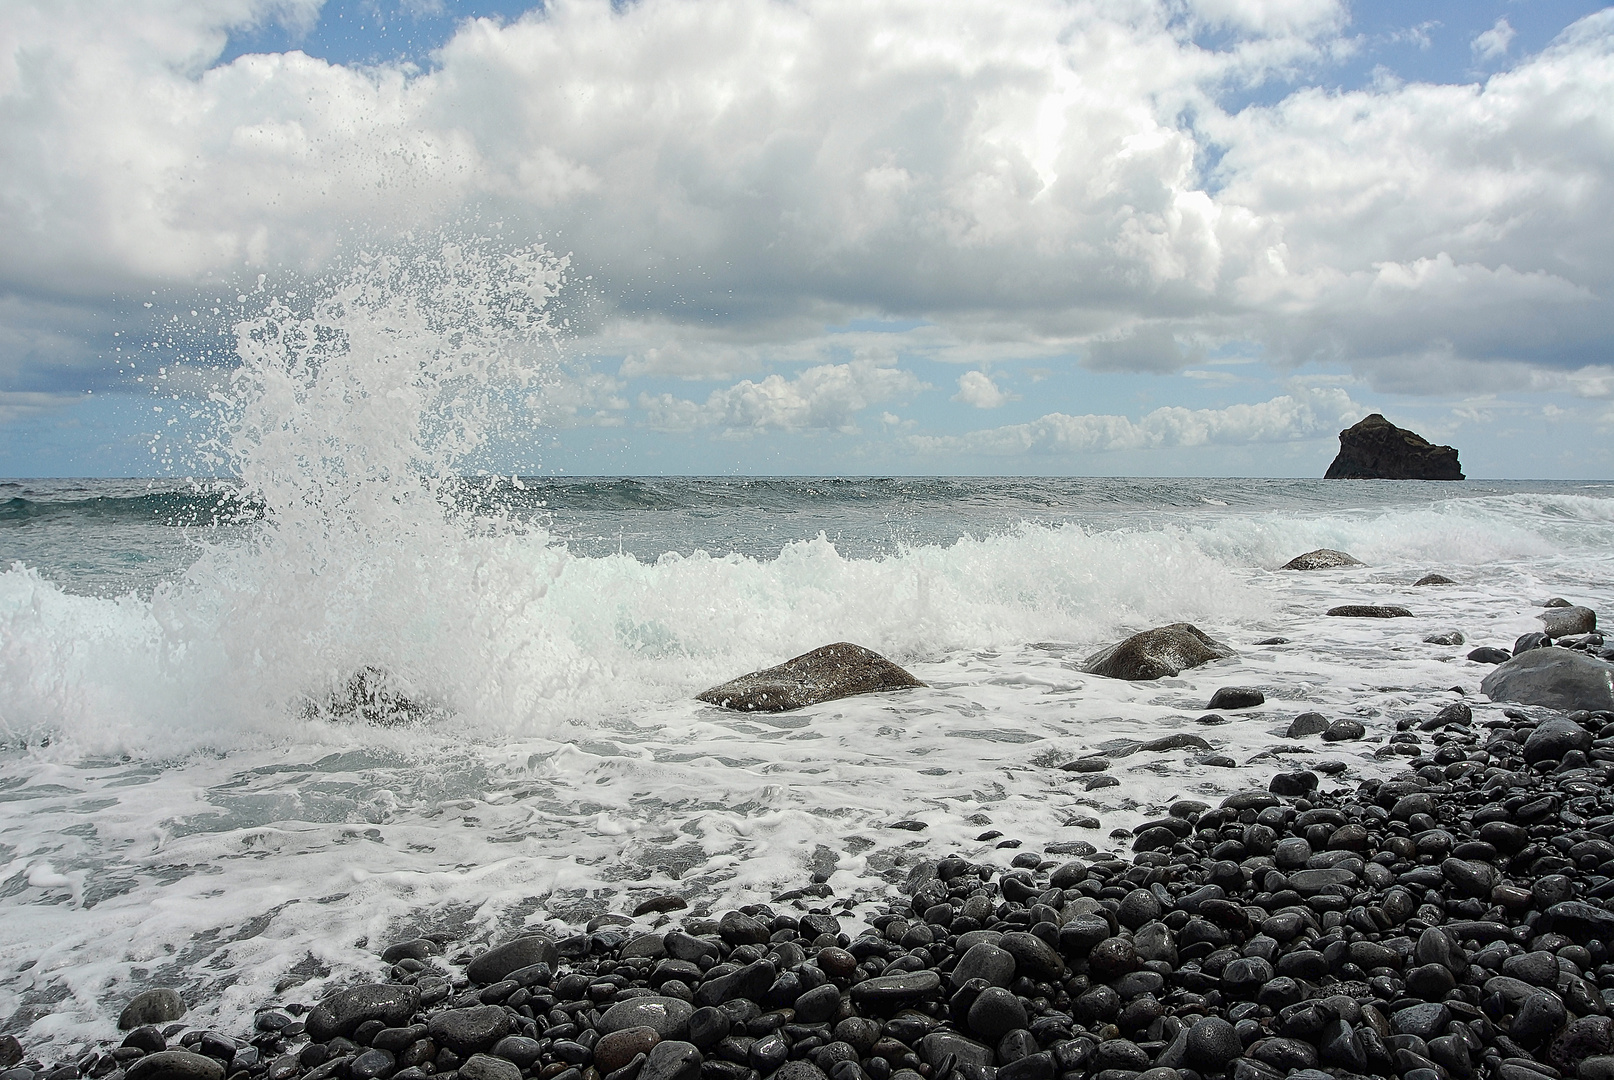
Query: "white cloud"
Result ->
[[640, 358, 925, 434], [952, 370, 1015, 408], [0, 0, 1610, 417], [1473, 18, 1517, 62], [911, 386, 1360, 456]]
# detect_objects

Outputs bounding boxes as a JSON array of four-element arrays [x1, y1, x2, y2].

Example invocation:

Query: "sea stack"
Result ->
[[1324, 413, 1463, 480]]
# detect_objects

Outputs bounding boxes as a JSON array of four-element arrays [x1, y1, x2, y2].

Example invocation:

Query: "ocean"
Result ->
[[2, 245, 1613, 1056]]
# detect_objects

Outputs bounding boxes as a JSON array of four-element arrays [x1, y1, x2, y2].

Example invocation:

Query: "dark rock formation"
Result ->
[[1081, 623, 1236, 680], [1324, 414, 1464, 480], [1281, 549, 1363, 570], [1326, 604, 1412, 618], [1481, 647, 1614, 712], [696, 642, 923, 712]]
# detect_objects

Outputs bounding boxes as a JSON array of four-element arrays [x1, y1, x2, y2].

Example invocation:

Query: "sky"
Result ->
[[1, 0, 1611, 478]]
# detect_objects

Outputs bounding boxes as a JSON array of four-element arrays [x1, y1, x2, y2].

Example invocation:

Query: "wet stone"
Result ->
[[426, 1006, 511, 1055], [124, 1052, 224, 1080], [951, 943, 1015, 989], [466, 936, 558, 985], [119, 990, 187, 1032], [849, 970, 940, 1008], [1207, 687, 1264, 710], [600, 997, 696, 1040], [457, 1054, 522, 1080]]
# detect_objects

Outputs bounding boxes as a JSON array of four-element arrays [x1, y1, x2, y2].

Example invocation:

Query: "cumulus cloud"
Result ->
[[952, 370, 1015, 408], [1473, 18, 1517, 62], [640, 358, 925, 434], [911, 386, 1360, 456], [0, 0, 1610, 423]]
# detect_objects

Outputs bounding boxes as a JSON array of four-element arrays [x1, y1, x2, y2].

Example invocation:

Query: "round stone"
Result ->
[[118, 989, 187, 1031], [125, 1052, 224, 1080], [426, 1006, 511, 1055], [1186, 1017, 1241, 1071], [599, 997, 696, 1039], [967, 987, 1027, 1042], [458, 1054, 522, 1080], [595, 1027, 662, 1073]]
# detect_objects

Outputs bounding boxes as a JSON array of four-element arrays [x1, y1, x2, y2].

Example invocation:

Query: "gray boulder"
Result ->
[[306, 983, 420, 1042], [1542, 606, 1597, 638], [1082, 623, 1236, 681], [1281, 549, 1364, 570], [466, 935, 557, 984], [125, 1051, 224, 1080], [1482, 649, 1614, 713], [118, 988, 186, 1030], [697, 642, 923, 712]]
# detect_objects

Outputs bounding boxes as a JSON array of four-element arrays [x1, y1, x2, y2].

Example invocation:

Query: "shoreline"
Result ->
[[9, 694, 1614, 1080]]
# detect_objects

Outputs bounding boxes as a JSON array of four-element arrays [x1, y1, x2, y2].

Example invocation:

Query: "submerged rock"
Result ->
[[1081, 623, 1236, 681], [696, 642, 923, 712], [311, 666, 432, 726], [1324, 413, 1464, 480], [1481, 647, 1614, 713], [1415, 572, 1455, 586], [1326, 604, 1412, 618], [1281, 549, 1363, 570]]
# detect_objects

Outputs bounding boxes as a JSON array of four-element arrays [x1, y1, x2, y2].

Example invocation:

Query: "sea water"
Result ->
[[2, 245, 1613, 1056]]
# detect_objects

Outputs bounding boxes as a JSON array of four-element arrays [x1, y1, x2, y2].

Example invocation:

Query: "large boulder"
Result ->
[[1481, 648, 1614, 713], [1082, 624, 1236, 681], [1281, 549, 1364, 570], [1541, 605, 1597, 638], [696, 642, 923, 712], [1324, 414, 1464, 480]]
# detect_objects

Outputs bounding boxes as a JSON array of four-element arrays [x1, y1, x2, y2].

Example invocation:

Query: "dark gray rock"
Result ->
[[1391, 1003, 1451, 1040], [349, 1050, 396, 1080], [919, 1033, 994, 1071], [427, 1006, 511, 1055], [1468, 647, 1513, 664], [696, 643, 923, 712], [466, 936, 558, 984], [1081, 623, 1236, 680], [1514, 632, 1551, 655], [1522, 716, 1595, 763], [306, 984, 420, 1042], [1542, 606, 1597, 638], [490, 1038, 543, 1069], [1324, 413, 1463, 480], [380, 939, 440, 963], [1186, 1017, 1241, 1071], [125, 1051, 224, 1080], [1322, 719, 1364, 742], [850, 970, 940, 1007], [1481, 648, 1614, 713], [1415, 573, 1456, 586], [458, 1056, 520, 1080], [967, 987, 1027, 1041], [1281, 549, 1364, 570], [1424, 630, 1465, 645], [638, 1041, 703, 1080], [999, 932, 1063, 980], [1286, 712, 1328, 737], [118, 989, 186, 1031], [1326, 604, 1413, 618], [600, 998, 695, 1039], [1207, 687, 1263, 710]]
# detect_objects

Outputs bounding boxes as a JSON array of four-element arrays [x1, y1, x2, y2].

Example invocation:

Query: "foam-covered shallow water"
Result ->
[[5, 477, 1614, 1055], [3, 244, 1613, 1055]]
